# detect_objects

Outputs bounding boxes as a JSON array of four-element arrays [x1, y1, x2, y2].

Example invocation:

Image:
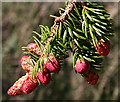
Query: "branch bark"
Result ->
[[41, 0, 77, 58]]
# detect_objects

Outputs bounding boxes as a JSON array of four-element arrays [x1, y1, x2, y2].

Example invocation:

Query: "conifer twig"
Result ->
[[41, 0, 77, 58], [54, 0, 76, 23]]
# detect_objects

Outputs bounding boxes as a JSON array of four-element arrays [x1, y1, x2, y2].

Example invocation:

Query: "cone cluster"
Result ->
[[7, 43, 61, 96], [7, 1, 113, 96]]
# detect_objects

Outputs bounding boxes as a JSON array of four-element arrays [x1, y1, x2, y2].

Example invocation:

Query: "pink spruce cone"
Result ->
[[7, 74, 29, 96], [96, 40, 110, 56], [7, 73, 38, 96], [21, 75, 38, 94], [85, 71, 99, 85], [45, 54, 61, 73], [75, 59, 90, 74], [20, 56, 33, 73], [27, 43, 41, 54], [37, 69, 51, 85]]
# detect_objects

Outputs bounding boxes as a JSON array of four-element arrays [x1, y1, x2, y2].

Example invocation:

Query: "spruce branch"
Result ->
[[39, 0, 77, 58], [7, 0, 114, 96]]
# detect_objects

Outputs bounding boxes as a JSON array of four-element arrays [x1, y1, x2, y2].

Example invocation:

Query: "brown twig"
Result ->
[[54, 0, 76, 23], [41, 0, 77, 58]]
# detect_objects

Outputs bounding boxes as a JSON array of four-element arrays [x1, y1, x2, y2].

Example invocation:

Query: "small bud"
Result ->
[[54, 17, 60, 23], [20, 56, 33, 72], [75, 59, 90, 74], [37, 69, 51, 85], [27, 43, 40, 54], [45, 54, 61, 73], [96, 40, 110, 56], [85, 71, 99, 85]]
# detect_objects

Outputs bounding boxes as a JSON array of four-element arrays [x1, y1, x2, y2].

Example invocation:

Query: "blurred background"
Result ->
[[2, 1, 119, 101]]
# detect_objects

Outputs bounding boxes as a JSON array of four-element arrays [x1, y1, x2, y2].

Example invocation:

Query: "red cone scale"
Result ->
[[21, 76, 38, 94]]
